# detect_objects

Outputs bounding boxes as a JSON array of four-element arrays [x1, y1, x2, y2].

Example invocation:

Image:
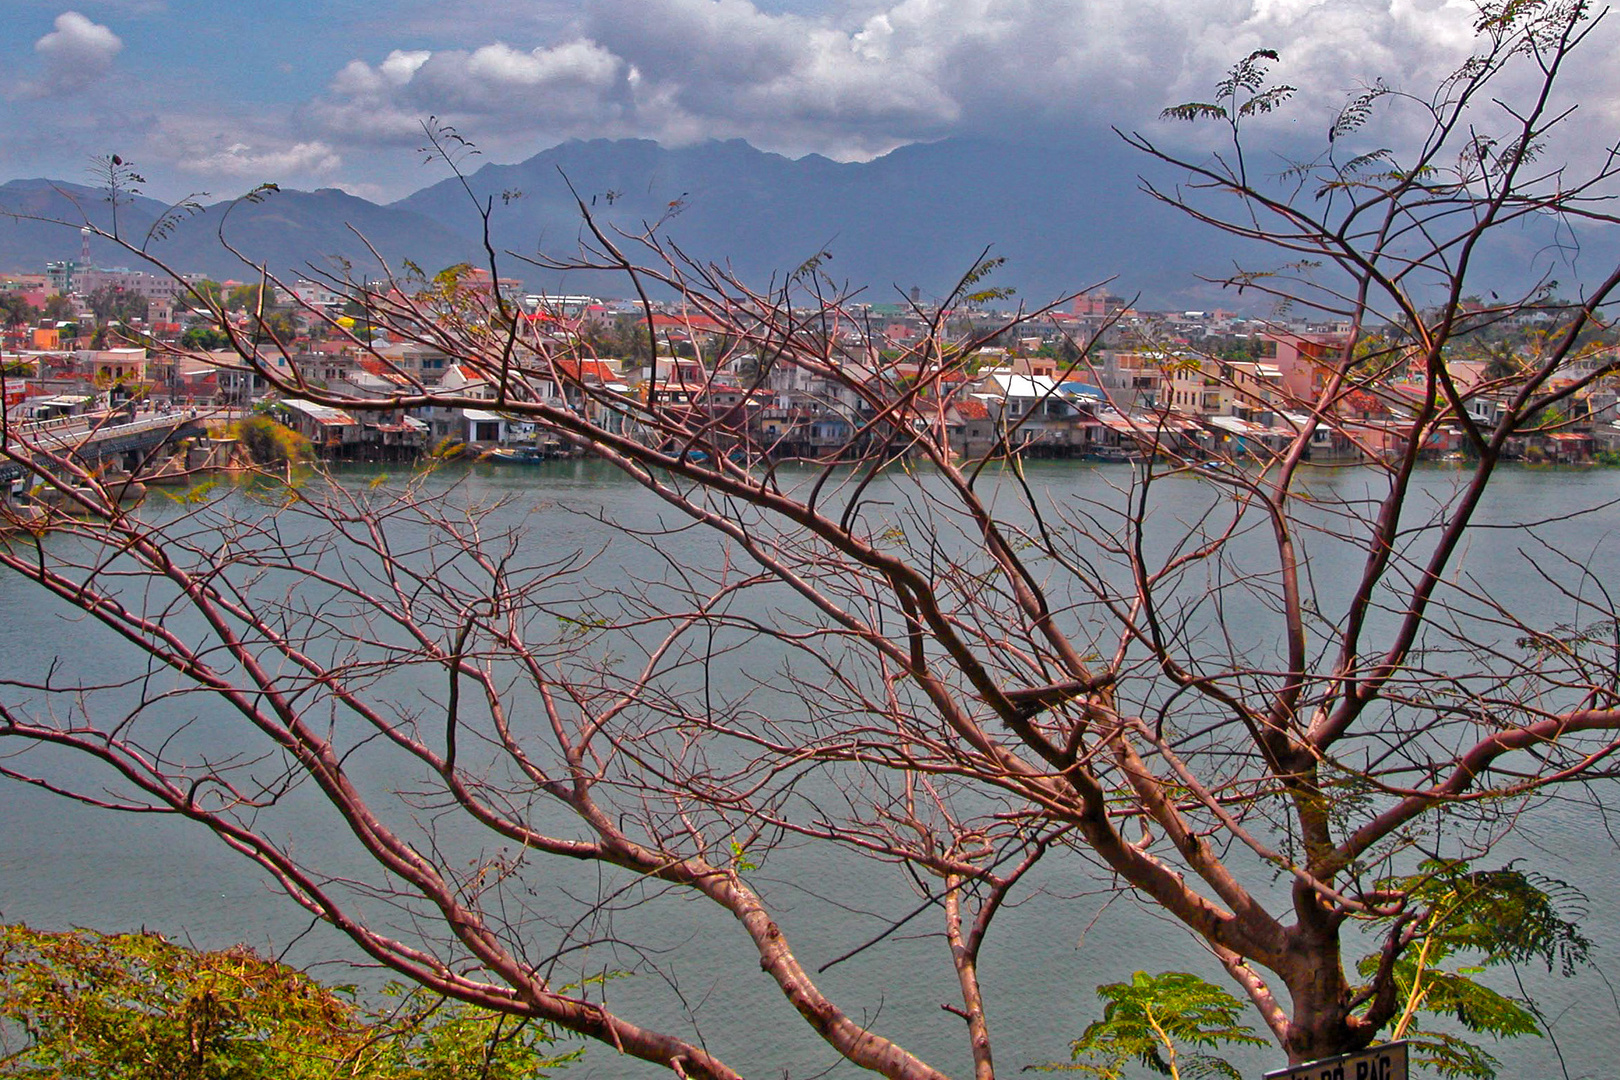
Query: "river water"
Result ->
[[0, 459, 1617, 1079]]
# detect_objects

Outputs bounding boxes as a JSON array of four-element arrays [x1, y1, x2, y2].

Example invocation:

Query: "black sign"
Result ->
[[1263, 1040, 1409, 1080]]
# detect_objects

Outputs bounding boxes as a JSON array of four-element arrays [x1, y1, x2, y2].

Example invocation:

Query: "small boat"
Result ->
[[486, 446, 551, 465], [1087, 445, 1146, 463]]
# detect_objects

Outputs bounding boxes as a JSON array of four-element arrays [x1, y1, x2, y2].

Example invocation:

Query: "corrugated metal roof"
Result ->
[[279, 399, 358, 426]]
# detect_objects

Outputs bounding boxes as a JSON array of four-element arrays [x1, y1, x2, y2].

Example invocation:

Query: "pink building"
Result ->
[[1262, 330, 1350, 404]]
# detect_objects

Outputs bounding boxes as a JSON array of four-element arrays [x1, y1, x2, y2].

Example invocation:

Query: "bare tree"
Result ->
[[3, 1, 1620, 1076]]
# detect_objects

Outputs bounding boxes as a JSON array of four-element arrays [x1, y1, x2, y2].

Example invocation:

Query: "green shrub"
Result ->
[[230, 415, 307, 466]]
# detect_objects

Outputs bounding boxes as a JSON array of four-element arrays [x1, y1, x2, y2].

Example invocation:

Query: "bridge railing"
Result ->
[[2, 411, 213, 452]]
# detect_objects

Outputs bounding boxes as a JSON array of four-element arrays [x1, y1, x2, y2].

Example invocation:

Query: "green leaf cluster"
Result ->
[[0, 293, 41, 330], [0, 923, 580, 1080], [1355, 860, 1592, 1078], [230, 415, 308, 467], [1034, 971, 1265, 1079], [1040, 862, 1588, 1080], [1161, 50, 1295, 125], [959, 254, 1017, 305], [180, 327, 234, 351]]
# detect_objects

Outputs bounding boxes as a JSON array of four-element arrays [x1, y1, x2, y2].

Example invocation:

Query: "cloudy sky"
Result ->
[[3, 0, 1614, 204]]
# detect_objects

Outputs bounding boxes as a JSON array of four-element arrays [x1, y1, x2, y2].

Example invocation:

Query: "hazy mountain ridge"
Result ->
[[0, 179, 480, 287], [4, 137, 1606, 310], [393, 135, 1219, 306]]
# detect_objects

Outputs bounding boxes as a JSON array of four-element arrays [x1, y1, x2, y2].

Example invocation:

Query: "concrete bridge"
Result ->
[[0, 410, 213, 483]]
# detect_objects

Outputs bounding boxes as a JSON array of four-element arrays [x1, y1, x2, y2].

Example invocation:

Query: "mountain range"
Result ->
[[1, 135, 1607, 311]]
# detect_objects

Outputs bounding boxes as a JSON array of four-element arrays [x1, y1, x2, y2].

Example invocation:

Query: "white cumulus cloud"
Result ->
[[13, 11, 124, 99], [312, 37, 631, 158], [180, 140, 343, 179], [463, 40, 620, 87], [1, 0, 1609, 207], [291, 0, 1620, 193], [331, 49, 432, 95]]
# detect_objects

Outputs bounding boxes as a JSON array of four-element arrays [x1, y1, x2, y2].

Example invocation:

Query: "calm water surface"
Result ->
[[1, 460, 1617, 1079]]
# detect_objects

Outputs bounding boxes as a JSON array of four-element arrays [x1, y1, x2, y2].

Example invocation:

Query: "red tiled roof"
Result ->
[[1343, 389, 1388, 416], [648, 313, 728, 334], [554, 358, 618, 382]]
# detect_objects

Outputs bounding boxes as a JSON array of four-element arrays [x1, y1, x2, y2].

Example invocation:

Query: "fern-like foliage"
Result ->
[[1161, 102, 1229, 123], [1031, 971, 1265, 1079], [142, 192, 209, 250], [1387, 860, 1591, 976], [792, 250, 833, 284], [240, 181, 279, 204], [1218, 49, 1282, 99], [1477, 0, 1589, 52], [1354, 860, 1592, 1079], [1161, 50, 1294, 130], [958, 254, 1017, 303], [419, 114, 483, 169], [1330, 82, 1390, 142], [1237, 86, 1294, 119], [1402, 1028, 1507, 1080], [87, 152, 146, 240]]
